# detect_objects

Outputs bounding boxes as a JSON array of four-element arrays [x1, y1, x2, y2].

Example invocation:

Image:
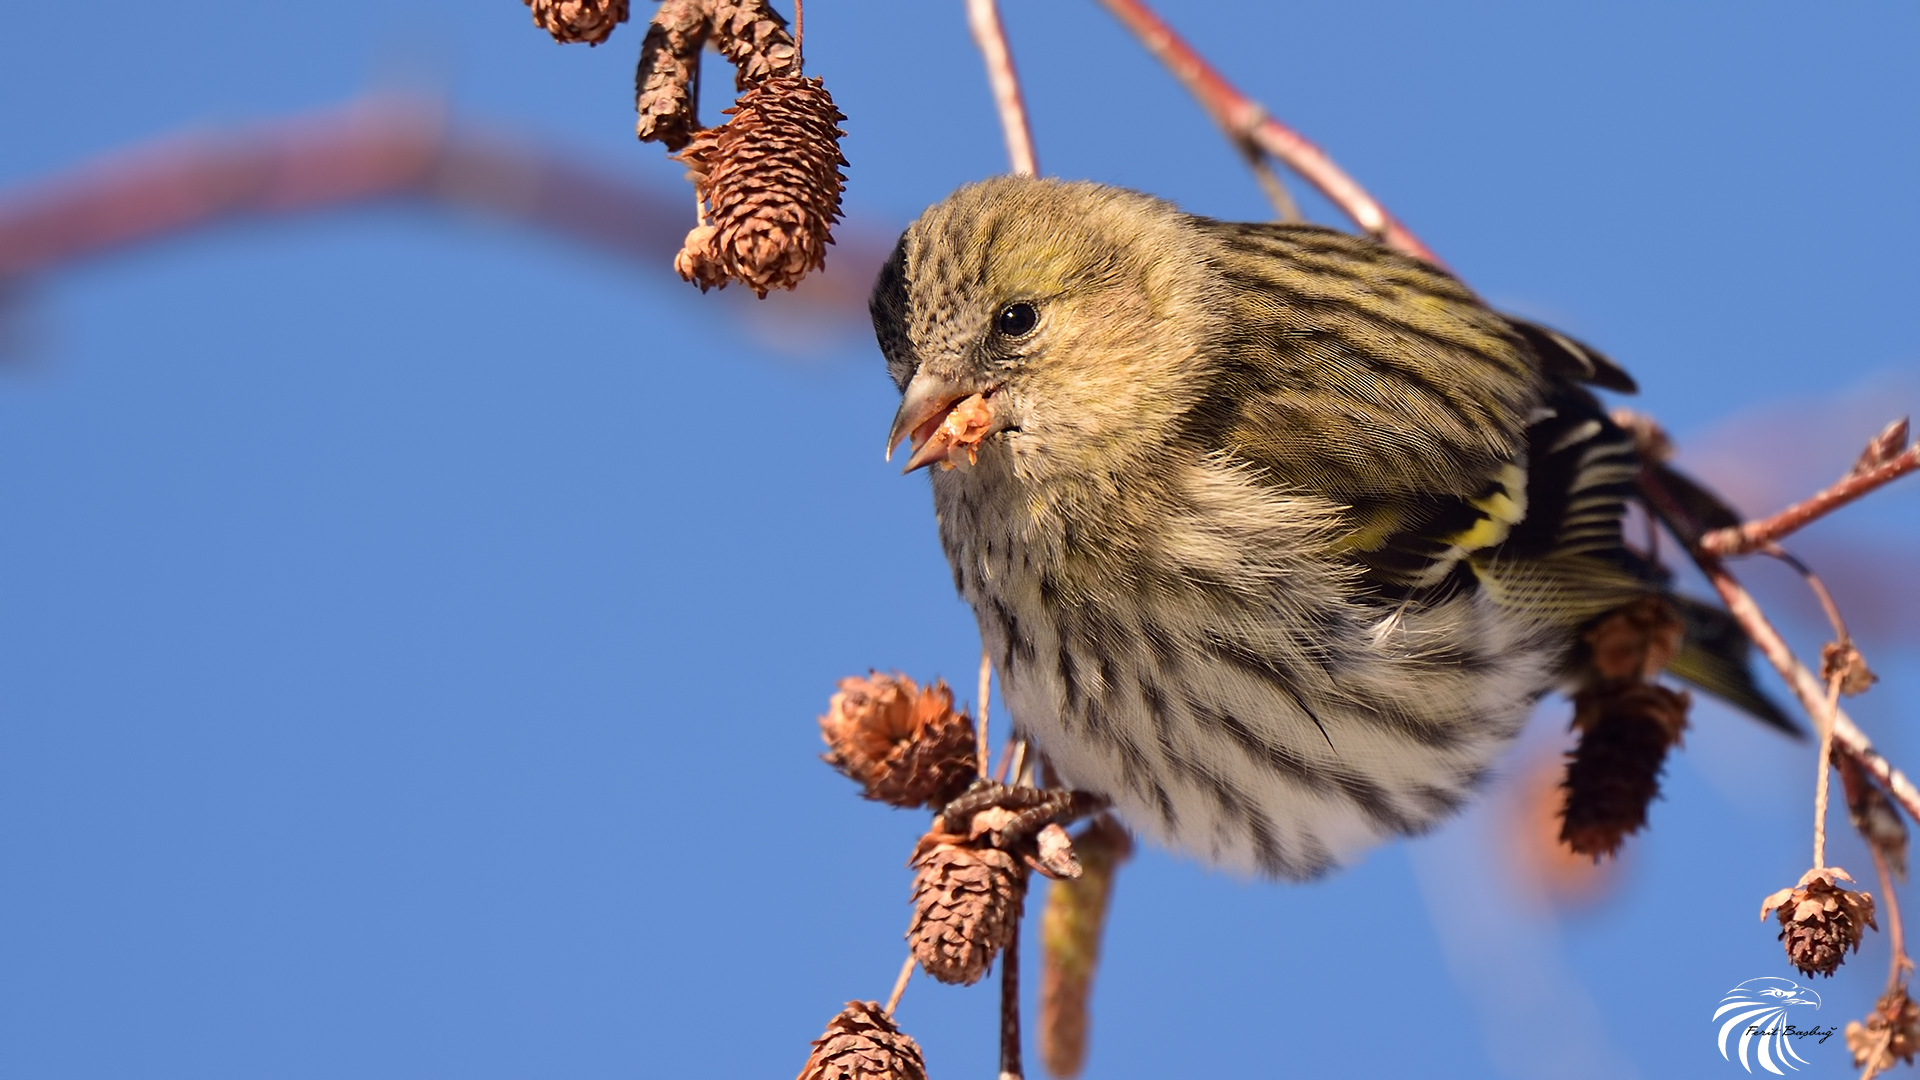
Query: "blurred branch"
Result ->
[[1092, 0, 1435, 263], [1637, 467, 1920, 826], [965, 0, 1039, 178], [0, 95, 890, 334], [1702, 419, 1919, 557]]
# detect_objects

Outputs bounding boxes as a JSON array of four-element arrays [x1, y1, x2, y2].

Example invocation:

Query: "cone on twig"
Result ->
[[524, 0, 629, 45], [1040, 815, 1132, 1079], [1761, 867, 1877, 978], [1584, 596, 1684, 681], [626, 0, 845, 293], [1559, 681, 1690, 858], [709, 0, 800, 85], [908, 831, 1025, 986], [1847, 987, 1920, 1077], [633, 0, 709, 151], [1558, 596, 1690, 859], [1822, 639, 1879, 697], [677, 73, 847, 296], [820, 673, 978, 810], [797, 1001, 929, 1080]]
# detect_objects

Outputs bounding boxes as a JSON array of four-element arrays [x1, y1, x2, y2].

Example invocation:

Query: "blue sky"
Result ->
[[2, 3, 1917, 1077]]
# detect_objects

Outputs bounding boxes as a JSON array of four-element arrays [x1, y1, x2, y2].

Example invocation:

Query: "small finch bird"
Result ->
[[871, 177, 1790, 879]]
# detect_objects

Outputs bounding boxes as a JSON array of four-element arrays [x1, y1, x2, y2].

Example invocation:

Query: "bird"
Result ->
[[870, 176, 1789, 879]]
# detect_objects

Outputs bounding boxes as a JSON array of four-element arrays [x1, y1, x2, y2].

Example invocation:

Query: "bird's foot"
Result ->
[[935, 779, 1108, 878]]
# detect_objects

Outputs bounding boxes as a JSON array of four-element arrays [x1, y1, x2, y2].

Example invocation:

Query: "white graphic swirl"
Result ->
[[1714, 977, 1822, 1074]]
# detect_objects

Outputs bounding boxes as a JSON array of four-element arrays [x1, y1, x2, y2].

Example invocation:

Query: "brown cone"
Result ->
[[1760, 867, 1878, 978], [1559, 681, 1690, 858], [797, 1001, 929, 1080], [1583, 596, 1684, 681], [820, 673, 978, 810], [677, 74, 847, 296], [633, 0, 710, 151], [1822, 639, 1879, 697], [908, 833, 1025, 986], [710, 0, 800, 87], [525, 0, 629, 45], [1848, 987, 1920, 1076]]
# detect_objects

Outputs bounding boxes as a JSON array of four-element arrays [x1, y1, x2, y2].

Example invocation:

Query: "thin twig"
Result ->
[[1702, 437, 1919, 557], [978, 647, 994, 779], [1814, 670, 1843, 869], [1760, 543, 1852, 645], [1091, 0, 1436, 263], [965, 0, 1039, 177], [884, 952, 915, 1016], [1870, 841, 1910, 993], [999, 915, 1024, 1080], [1638, 469, 1920, 825], [1237, 138, 1300, 222]]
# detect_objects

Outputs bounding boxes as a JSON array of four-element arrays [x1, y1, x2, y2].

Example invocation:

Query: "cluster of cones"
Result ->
[[1558, 596, 1692, 860], [801, 672, 1125, 1078], [525, 0, 847, 296]]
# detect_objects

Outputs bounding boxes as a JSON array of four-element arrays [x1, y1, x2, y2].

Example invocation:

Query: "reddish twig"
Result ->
[[1814, 669, 1844, 870], [884, 952, 914, 1016], [0, 95, 892, 323], [977, 648, 994, 779], [1638, 469, 1920, 825], [1870, 841, 1911, 993], [965, 0, 1039, 178], [1091, 0, 1436, 263], [1759, 543, 1853, 645], [1702, 423, 1918, 557]]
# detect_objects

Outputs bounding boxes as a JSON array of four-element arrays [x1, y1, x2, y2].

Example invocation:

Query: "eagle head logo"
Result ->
[[1713, 977, 1823, 1074]]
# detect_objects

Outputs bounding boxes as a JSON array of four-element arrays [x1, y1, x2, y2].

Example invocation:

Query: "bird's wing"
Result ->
[[1191, 220, 1544, 593]]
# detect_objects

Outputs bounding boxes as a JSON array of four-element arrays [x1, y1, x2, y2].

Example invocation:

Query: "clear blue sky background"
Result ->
[[2, 3, 1918, 1077]]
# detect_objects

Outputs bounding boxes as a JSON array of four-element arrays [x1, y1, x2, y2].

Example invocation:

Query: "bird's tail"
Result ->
[[1665, 592, 1801, 736]]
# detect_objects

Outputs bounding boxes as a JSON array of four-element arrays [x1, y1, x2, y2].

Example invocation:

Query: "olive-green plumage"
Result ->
[[872, 176, 1786, 877]]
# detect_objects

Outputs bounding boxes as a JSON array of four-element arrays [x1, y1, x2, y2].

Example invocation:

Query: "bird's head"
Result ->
[[871, 176, 1219, 482]]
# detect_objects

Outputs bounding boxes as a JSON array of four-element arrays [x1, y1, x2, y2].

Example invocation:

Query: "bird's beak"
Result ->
[[887, 373, 984, 474]]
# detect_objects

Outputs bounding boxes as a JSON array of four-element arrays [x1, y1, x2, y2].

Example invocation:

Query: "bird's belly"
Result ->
[[965, 560, 1555, 879], [933, 456, 1560, 878]]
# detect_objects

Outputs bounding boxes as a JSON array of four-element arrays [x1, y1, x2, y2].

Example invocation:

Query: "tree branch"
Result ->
[[965, 0, 1039, 178], [1702, 426, 1919, 557], [0, 96, 892, 323], [1638, 468, 1920, 825], [1091, 0, 1436, 263]]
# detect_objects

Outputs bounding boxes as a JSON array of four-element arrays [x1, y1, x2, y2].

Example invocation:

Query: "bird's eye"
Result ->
[[995, 302, 1039, 338]]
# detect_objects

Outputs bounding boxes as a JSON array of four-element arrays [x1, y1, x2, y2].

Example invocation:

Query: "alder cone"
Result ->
[[633, 0, 708, 150], [1761, 867, 1877, 978], [908, 836, 1025, 986], [525, 0, 628, 45], [1848, 988, 1920, 1074], [1559, 681, 1689, 858], [710, 0, 799, 86], [797, 1001, 928, 1080], [819, 673, 977, 810], [677, 74, 847, 296]]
